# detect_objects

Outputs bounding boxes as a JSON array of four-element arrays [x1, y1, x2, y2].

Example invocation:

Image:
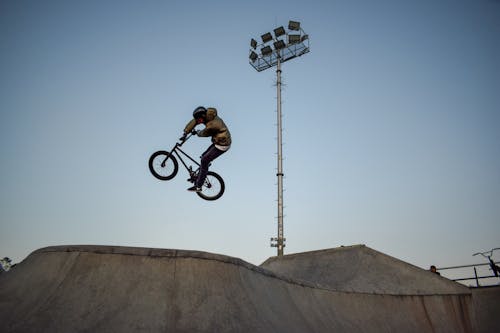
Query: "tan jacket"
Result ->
[[184, 107, 232, 146]]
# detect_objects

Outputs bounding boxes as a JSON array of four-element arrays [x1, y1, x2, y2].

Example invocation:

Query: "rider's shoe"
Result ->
[[187, 186, 202, 192]]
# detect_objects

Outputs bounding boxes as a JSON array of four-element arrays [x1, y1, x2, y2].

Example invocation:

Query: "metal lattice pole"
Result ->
[[276, 57, 284, 256]]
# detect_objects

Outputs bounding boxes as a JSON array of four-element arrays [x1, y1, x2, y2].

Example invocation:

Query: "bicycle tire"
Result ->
[[197, 171, 225, 201], [148, 150, 178, 181]]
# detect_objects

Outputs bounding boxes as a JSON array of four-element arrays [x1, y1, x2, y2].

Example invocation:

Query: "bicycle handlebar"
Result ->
[[178, 132, 196, 146]]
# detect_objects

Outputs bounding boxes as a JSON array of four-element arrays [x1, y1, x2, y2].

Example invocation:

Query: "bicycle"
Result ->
[[473, 248, 500, 278], [148, 132, 225, 201]]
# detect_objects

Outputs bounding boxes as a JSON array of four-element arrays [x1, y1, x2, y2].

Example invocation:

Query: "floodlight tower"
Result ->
[[249, 21, 310, 256]]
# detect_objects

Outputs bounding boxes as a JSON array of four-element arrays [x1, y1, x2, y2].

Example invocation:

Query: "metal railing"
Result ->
[[438, 261, 500, 287]]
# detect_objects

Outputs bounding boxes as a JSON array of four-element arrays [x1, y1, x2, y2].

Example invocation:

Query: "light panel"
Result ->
[[288, 34, 301, 44], [288, 20, 300, 31], [274, 40, 286, 50], [249, 51, 258, 62], [261, 32, 273, 43], [274, 26, 285, 38], [250, 38, 257, 49], [261, 45, 272, 56]]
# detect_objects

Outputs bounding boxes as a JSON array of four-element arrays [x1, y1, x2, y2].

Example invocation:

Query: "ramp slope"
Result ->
[[471, 286, 500, 333], [261, 245, 470, 295], [0, 245, 474, 332]]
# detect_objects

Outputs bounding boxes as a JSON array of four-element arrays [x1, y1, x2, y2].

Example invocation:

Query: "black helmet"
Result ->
[[193, 106, 207, 119]]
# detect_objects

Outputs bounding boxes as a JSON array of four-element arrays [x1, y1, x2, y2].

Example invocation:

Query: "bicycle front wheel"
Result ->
[[148, 151, 178, 181], [197, 171, 225, 201]]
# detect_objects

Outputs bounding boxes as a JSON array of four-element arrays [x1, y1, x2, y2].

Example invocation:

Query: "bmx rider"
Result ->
[[183, 106, 231, 192]]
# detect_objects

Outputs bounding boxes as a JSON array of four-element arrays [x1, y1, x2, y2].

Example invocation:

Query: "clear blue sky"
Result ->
[[1, 0, 499, 271]]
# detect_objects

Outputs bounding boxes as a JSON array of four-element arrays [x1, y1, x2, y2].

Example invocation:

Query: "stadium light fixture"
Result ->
[[249, 51, 258, 62], [273, 39, 286, 50], [261, 45, 272, 56], [261, 32, 273, 43], [273, 26, 286, 38], [288, 20, 300, 31], [248, 21, 310, 256], [250, 38, 257, 49], [288, 34, 301, 44]]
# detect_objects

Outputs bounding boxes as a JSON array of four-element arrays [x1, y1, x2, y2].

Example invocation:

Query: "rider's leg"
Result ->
[[195, 144, 225, 188]]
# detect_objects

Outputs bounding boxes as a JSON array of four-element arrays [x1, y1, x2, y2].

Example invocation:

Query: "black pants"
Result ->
[[196, 144, 226, 188]]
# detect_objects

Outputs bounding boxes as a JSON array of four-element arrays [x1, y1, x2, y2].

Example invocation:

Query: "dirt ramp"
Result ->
[[0, 245, 474, 332]]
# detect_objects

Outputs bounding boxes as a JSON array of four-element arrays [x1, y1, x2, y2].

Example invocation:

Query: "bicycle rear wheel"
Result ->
[[197, 171, 225, 201], [148, 150, 178, 181]]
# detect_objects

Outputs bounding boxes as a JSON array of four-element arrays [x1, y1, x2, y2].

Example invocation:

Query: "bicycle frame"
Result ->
[[169, 134, 200, 175]]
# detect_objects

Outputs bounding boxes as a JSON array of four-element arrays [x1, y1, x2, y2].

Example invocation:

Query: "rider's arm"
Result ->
[[183, 119, 197, 135], [197, 125, 215, 137]]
